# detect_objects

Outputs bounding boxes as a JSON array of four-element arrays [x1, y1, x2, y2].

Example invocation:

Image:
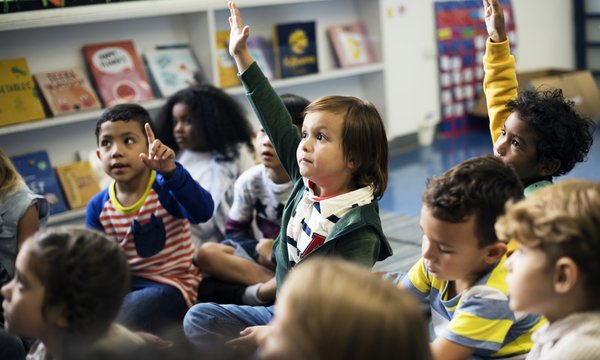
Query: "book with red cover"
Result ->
[[34, 67, 101, 116], [82, 40, 154, 106], [327, 22, 376, 68]]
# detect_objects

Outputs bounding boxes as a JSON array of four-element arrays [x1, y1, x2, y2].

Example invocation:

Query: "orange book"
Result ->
[[55, 161, 101, 210], [82, 40, 154, 107], [34, 67, 101, 116]]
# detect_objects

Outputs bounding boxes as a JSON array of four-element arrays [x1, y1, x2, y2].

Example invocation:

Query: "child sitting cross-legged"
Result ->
[[496, 179, 600, 360], [86, 104, 214, 335], [182, 2, 392, 358], [195, 94, 310, 306], [400, 155, 545, 360]]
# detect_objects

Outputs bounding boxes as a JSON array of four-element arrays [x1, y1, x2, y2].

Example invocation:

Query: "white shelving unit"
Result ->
[[0, 0, 414, 225]]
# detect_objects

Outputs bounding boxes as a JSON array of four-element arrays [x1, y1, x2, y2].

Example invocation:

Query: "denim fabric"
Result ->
[[183, 303, 275, 350], [117, 276, 187, 334]]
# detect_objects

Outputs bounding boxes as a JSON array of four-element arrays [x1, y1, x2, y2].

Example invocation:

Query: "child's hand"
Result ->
[[483, 0, 507, 43], [228, 1, 255, 72], [256, 238, 275, 269], [226, 325, 270, 355], [139, 123, 176, 177]]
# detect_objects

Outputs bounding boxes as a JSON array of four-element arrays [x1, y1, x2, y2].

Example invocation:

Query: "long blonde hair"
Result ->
[[0, 148, 24, 197], [276, 257, 433, 360]]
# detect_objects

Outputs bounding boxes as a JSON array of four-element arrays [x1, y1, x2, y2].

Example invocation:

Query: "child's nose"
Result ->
[[494, 141, 505, 157], [1, 281, 12, 299]]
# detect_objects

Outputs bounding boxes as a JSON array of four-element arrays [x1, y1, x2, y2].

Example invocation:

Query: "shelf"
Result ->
[[226, 63, 385, 95], [0, 99, 166, 136], [47, 208, 86, 225], [0, 0, 325, 31], [0, 64, 383, 136]]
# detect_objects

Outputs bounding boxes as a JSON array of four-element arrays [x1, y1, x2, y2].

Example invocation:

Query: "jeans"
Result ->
[[183, 302, 275, 352], [117, 276, 187, 334]]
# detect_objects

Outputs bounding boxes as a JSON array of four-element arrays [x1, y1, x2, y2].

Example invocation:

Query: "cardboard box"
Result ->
[[471, 69, 600, 121]]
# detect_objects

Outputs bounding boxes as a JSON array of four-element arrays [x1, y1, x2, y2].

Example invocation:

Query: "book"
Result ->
[[0, 57, 46, 127], [327, 22, 377, 68], [55, 161, 101, 210], [273, 21, 318, 79], [10, 150, 68, 215], [82, 40, 155, 107], [215, 31, 241, 88], [143, 44, 202, 97], [247, 36, 275, 80], [34, 67, 101, 116]]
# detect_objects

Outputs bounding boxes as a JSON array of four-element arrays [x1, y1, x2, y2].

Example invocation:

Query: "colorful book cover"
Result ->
[[55, 160, 101, 210], [10, 150, 68, 215], [144, 44, 202, 97], [215, 31, 241, 88], [273, 21, 318, 79], [82, 40, 155, 107], [247, 36, 275, 80], [327, 22, 376, 68], [0, 57, 46, 127], [34, 67, 101, 116]]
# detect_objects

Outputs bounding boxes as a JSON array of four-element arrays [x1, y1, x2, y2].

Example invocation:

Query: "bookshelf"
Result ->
[[0, 0, 416, 224]]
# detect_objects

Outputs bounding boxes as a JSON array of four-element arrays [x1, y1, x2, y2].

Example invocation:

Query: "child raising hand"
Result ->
[[183, 2, 392, 356], [482, 0, 594, 195], [87, 104, 214, 335]]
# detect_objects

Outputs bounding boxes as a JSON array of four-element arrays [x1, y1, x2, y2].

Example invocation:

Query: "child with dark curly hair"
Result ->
[[154, 85, 256, 246], [483, 0, 595, 196]]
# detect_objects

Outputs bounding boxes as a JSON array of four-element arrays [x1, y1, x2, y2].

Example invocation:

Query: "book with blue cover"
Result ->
[[143, 44, 203, 97], [273, 21, 318, 79], [10, 150, 68, 215]]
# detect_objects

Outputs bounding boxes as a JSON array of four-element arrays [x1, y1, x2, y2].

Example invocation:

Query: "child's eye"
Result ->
[[125, 137, 135, 145], [301, 132, 308, 139], [100, 140, 111, 147], [501, 128, 506, 136], [440, 248, 454, 254], [510, 139, 520, 148], [316, 133, 325, 141]]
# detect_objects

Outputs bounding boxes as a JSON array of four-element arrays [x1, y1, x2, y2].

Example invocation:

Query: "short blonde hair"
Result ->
[[0, 148, 24, 197], [496, 179, 600, 304], [277, 257, 433, 360]]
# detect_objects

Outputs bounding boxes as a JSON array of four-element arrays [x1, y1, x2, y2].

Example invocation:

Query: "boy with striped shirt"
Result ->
[[401, 155, 545, 360], [86, 104, 214, 335]]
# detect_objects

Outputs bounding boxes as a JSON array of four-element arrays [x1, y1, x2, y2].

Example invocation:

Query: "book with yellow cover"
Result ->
[[0, 57, 46, 127], [215, 31, 241, 88], [55, 160, 101, 210]]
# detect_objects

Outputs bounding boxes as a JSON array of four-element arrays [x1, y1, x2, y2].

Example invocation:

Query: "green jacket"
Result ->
[[239, 62, 392, 288]]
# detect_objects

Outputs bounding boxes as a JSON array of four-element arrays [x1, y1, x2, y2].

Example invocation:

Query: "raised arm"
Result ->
[[482, 0, 517, 143], [228, 1, 255, 73], [483, 0, 507, 43]]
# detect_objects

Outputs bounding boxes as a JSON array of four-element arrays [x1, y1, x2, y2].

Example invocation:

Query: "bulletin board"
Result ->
[[434, 0, 516, 137]]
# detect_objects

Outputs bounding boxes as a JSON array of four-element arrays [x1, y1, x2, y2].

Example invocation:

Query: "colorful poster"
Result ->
[[434, 0, 516, 137]]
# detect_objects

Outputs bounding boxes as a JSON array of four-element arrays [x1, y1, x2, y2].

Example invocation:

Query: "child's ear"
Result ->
[[553, 256, 579, 294], [484, 242, 507, 264], [539, 159, 561, 177], [96, 148, 101, 160]]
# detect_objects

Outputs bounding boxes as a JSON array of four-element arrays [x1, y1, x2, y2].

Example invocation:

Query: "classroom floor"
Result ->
[[379, 126, 600, 216], [372, 126, 600, 274]]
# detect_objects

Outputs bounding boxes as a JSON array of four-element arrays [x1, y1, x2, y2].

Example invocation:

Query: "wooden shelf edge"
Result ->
[[47, 208, 87, 225]]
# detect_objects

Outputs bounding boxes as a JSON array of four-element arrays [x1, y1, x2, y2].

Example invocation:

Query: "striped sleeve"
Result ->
[[401, 257, 431, 300]]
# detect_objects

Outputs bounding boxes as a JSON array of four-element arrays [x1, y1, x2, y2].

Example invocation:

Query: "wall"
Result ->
[[381, 0, 574, 140]]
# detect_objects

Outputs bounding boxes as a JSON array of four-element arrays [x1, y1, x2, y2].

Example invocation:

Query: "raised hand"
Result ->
[[228, 1, 255, 72], [139, 123, 176, 176], [483, 0, 507, 43]]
